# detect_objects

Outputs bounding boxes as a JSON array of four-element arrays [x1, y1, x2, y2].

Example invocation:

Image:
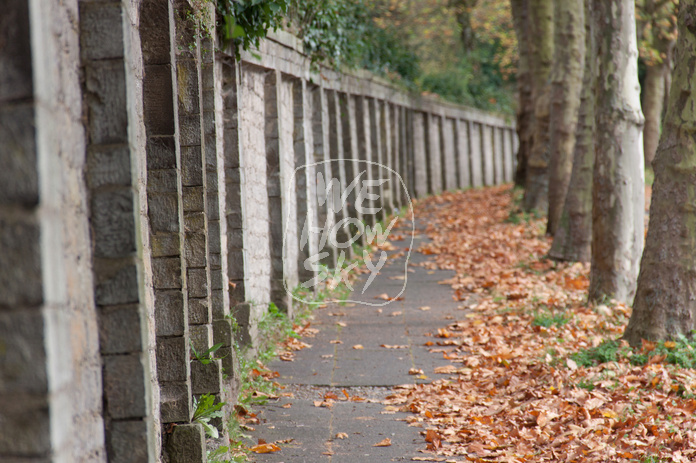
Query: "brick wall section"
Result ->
[[80, 0, 158, 460], [0, 0, 107, 460]]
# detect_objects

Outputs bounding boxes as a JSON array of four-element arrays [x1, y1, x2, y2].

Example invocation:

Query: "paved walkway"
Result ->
[[249, 216, 469, 462]]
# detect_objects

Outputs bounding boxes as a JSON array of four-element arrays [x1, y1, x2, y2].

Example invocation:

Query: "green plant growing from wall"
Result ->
[[190, 342, 224, 365], [192, 394, 225, 439]]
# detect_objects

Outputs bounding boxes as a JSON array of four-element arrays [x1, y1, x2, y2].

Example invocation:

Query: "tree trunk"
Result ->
[[450, 0, 479, 51], [546, 0, 586, 235], [523, 0, 554, 212], [588, 0, 645, 304], [511, 0, 534, 187], [624, 1, 696, 345], [642, 64, 666, 166], [549, 0, 595, 262], [637, 0, 678, 166]]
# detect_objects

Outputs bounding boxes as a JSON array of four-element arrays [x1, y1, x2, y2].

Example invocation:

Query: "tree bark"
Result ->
[[523, 0, 554, 212], [624, 1, 696, 345], [549, 0, 595, 262], [511, 0, 534, 187], [546, 0, 586, 235], [588, 0, 645, 304], [642, 64, 667, 166]]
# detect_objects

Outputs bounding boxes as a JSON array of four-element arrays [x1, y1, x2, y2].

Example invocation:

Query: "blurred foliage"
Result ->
[[636, 0, 678, 66], [216, 0, 516, 114]]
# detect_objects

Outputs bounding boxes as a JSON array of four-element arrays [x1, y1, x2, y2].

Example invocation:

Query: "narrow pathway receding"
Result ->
[[249, 215, 473, 462]]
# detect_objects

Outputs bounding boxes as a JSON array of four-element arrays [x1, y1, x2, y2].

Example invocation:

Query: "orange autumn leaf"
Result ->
[[373, 438, 392, 447], [250, 443, 280, 454]]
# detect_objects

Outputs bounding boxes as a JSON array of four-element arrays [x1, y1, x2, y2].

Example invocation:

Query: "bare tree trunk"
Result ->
[[624, 1, 696, 345], [523, 0, 554, 212], [588, 0, 645, 304], [511, 0, 534, 187], [549, 0, 595, 262], [450, 0, 479, 51], [642, 64, 666, 166], [546, 0, 586, 235]]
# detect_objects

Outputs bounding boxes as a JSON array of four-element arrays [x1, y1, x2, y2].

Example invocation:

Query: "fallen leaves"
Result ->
[[373, 437, 392, 447], [250, 442, 280, 454], [387, 186, 696, 463]]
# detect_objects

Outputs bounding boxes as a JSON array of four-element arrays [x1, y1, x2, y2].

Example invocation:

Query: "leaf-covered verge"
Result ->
[[385, 186, 696, 462]]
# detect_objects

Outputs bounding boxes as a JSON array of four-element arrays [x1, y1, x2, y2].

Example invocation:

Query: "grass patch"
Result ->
[[569, 334, 696, 369], [532, 309, 571, 328]]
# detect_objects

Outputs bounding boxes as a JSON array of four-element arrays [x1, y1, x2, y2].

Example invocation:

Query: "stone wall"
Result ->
[[0, 4, 515, 462]]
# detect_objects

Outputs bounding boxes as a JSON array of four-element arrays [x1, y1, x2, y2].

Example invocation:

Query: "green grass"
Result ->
[[532, 309, 571, 328], [569, 333, 696, 370], [570, 340, 625, 367]]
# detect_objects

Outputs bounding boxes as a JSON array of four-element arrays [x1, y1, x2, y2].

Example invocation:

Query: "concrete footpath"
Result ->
[[249, 216, 468, 462]]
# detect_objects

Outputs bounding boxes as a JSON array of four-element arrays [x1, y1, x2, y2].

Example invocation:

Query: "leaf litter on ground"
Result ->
[[387, 186, 696, 463]]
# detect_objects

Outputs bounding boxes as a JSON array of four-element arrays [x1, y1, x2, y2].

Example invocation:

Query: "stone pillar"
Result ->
[[346, 95, 366, 247], [426, 114, 443, 194], [494, 127, 505, 184], [80, 0, 160, 460], [503, 128, 515, 183], [512, 128, 520, 172], [266, 71, 299, 313], [338, 92, 361, 252], [0, 0, 109, 460], [294, 80, 319, 288], [389, 104, 403, 208], [313, 86, 338, 268], [172, 2, 213, 364], [139, 0, 191, 432], [400, 106, 415, 199], [220, 59, 252, 346], [326, 90, 352, 258], [481, 125, 495, 186], [356, 96, 378, 227], [468, 122, 483, 187], [239, 65, 273, 345], [456, 119, 472, 189], [442, 117, 458, 191], [412, 112, 429, 198], [380, 101, 395, 218]]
